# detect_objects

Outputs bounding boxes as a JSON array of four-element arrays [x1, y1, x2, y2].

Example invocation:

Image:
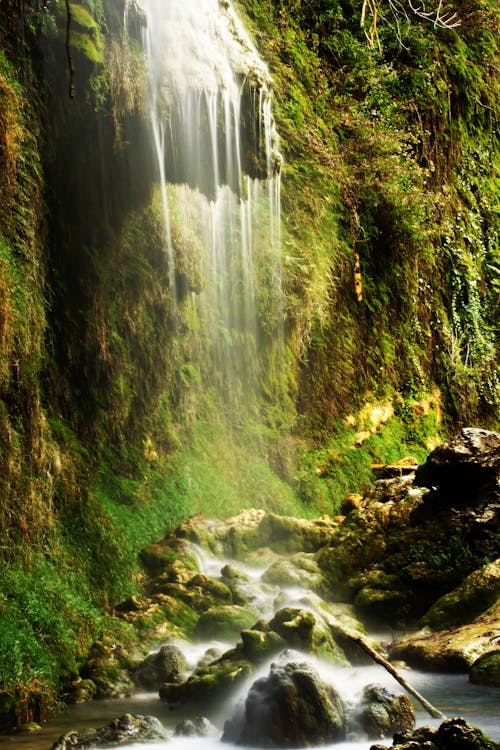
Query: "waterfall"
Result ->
[[135, 0, 283, 413]]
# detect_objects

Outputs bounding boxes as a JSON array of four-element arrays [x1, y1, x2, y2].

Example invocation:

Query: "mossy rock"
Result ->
[[66, 679, 97, 704], [470, 650, 500, 687], [389, 600, 500, 672], [268, 608, 316, 651], [262, 553, 325, 592], [195, 605, 258, 640], [420, 559, 500, 629], [150, 574, 232, 613], [160, 657, 254, 705], [240, 629, 286, 662], [355, 683, 415, 739], [120, 595, 199, 639], [139, 540, 198, 578]]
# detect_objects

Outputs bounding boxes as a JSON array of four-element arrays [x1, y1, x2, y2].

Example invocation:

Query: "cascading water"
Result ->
[[136, 0, 283, 412]]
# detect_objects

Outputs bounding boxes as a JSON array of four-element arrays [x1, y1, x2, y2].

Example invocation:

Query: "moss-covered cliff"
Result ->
[[0, 0, 497, 728]]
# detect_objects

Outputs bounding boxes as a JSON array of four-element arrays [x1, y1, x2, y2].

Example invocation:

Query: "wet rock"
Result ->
[[151, 572, 232, 611], [268, 608, 316, 651], [420, 558, 500, 629], [353, 683, 415, 739], [262, 552, 325, 592], [52, 714, 167, 750], [414, 428, 500, 509], [160, 655, 253, 705], [470, 650, 500, 687], [174, 716, 218, 737], [175, 509, 338, 558], [195, 604, 258, 640], [196, 646, 223, 669], [389, 600, 500, 671], [139, 537, 198, 577], [240, 628, 286, 661], [224, 660, 345, 747], [135, 644, 188, 689], [66, 679, 97, 704], [118, 594, 199, 640], [371, 717, 500, 749], [81, 642, 139, 699]]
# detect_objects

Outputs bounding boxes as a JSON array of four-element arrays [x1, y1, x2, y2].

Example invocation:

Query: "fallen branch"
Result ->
[[348, 633, 446, 719]]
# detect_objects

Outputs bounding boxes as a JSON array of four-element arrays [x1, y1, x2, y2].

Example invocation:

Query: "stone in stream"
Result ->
[[223, 660, 345, 747], [389, 599, 500, 673], [195, 604, 258, 640], [134, 644, 188, 689], [174, 716, 218, 737], [470, 649, 500, 687], [52, 714, 167, 750], [370, 716, 500, 749], [351, 683, 414, 739]]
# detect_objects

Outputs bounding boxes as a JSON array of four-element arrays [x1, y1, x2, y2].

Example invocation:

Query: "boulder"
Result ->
[[262, 553, 325, 592], [353, 683, 414, 739], [160, 655, 253, 705], [223, 660, 345, 747], [470, 650, 500, 687], [414, 428, 500, 508], [118, 594, 199, 640], [175, 509, 338, 558], [66, 680, 97, 704], [134, 645, 188, 689], [174, 716, 218, 737], [52, 714, 167, 750], [195, 604, 257, 640], [268, 608, 316, 651], [389, 600, 500, 671], [370, 717, 500, 749], [421, 559, 500, 629]]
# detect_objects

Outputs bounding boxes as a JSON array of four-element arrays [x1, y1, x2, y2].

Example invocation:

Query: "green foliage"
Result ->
[[0, 556, 99, 692]]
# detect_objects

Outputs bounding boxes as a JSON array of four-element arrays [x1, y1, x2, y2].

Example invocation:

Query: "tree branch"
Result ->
[[347, 633, 446, 720]]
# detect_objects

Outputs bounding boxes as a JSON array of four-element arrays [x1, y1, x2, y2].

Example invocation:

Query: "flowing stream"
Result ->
[[1, 542, 499, 750]]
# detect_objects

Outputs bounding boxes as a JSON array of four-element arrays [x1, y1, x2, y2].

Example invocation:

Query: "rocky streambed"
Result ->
[[3, 429, 500, 750]]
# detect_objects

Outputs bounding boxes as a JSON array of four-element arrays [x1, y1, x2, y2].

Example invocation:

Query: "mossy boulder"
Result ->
[[371, 717, 500, 749], [139, 538, 198, 577], [52, 714, 167, 750], [389, 600, 500, 672], [262, 553, 325, 592], [268, 608, 316, 651], [150, 573, 232, 612], [81, 640, 142, 699], [174, 717, 218, 737], [470, 650, 500, 687], [240, 629, 287, 662], [119, 594, 199, 639], [176, 510, 338, 559], [66, 679, 97, 704], [160, 656, 253, 705], [134, 645, 188, 689], [195, 604, 258, 640], [224, 660, 345, 747], [354, 683, 414, 739], [420, 559, 500, 629]]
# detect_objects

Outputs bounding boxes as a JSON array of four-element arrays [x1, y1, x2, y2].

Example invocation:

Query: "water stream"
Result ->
[[1, 542, 499, 750]]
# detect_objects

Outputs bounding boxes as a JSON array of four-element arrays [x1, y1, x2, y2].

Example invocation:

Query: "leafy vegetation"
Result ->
[[0, 0, 497, 729]]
